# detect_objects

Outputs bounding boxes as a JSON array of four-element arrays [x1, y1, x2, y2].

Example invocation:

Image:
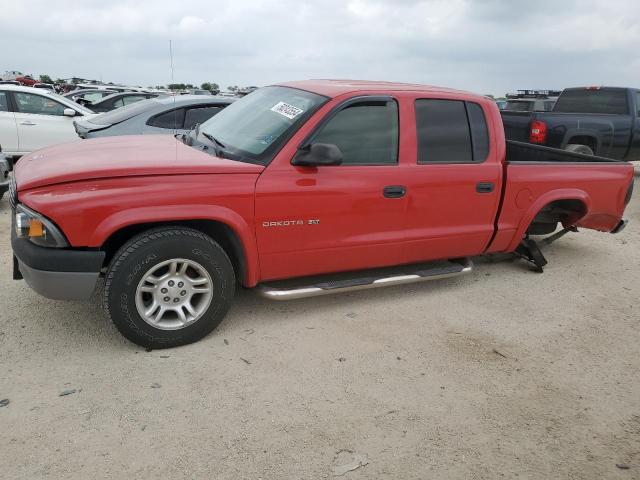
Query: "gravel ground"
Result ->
[[1, 169, 639, 479]]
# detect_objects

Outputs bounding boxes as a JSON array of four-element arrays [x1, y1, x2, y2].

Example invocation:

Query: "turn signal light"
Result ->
[[529, 120, 547, 144], [28, 219, 44, 237]]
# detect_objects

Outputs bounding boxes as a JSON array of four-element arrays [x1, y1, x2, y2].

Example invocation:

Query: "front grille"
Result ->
[[8, 173, 17, 211]]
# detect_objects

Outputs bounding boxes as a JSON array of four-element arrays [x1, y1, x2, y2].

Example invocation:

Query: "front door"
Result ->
[[255, 97, 409, 281], [12, 91, 79, 152]]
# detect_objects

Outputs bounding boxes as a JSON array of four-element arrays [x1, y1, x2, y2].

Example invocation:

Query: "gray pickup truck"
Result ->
[[502, 86, 640, 159]]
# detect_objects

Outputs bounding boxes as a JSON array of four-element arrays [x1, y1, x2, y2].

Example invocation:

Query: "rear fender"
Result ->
[[562, 129, 604, 152], [506, 189, 591, 252]]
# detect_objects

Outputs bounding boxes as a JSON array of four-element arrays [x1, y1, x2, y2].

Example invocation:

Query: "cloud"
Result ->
[[1, 0, 638, 95]]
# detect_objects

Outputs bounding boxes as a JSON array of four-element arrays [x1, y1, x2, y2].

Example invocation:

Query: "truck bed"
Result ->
[[506, 140, 626, 163], [487, 141, 634, 254]]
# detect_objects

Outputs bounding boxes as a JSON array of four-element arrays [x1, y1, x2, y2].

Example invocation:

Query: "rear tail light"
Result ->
[[529, 120, 547, 144]]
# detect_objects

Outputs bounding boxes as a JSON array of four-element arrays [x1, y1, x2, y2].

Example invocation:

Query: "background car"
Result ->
[[0, 85, 95, 157], [503, 89, 560, 112], [63, 88, 118, 106], [503, 98, 557, 112], [15, 75, 37, 86], [86, 91, 162, 113], [73, 95, 234, 138], [33, 83, 55, 92]]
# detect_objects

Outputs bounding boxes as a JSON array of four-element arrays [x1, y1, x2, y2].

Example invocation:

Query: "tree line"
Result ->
[[36, 75, 244, 94]]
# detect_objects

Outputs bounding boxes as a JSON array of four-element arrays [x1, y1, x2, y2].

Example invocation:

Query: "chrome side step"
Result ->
[[257, 258, 473, 300]]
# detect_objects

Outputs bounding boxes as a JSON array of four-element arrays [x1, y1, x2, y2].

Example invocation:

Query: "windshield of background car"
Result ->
[[199, 86, 327, 163], [88, 98, 158, 125], [504, 100, 534, 112]]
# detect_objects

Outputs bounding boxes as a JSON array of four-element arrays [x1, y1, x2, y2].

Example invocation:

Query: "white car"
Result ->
[[0, 85, 95, 157]]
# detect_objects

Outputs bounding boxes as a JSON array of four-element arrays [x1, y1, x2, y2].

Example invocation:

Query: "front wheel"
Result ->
[[103, 227, 235, 348]]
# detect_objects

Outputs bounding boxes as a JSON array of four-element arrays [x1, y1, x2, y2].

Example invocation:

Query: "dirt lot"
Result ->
[[1, 169, 639, 480]]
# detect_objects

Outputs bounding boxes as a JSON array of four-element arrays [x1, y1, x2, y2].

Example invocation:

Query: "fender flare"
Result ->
[[506, 189, 592, 252], [89, 204, 261, 286], [562, 128, 605, 153]]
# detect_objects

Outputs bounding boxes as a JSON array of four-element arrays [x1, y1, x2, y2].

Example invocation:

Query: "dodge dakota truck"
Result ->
[[9, 80, 635, 348], [502, 86, 640, 158]]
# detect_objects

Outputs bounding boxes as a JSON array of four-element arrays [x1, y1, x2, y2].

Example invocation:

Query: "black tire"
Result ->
[[103, 227, 235, 349], [565, 144, 594, 155], [527, 222, 557, 235]]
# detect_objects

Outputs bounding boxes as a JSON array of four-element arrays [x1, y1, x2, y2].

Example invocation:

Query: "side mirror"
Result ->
[[292, 143, 343, 167], [63, 108, 77, 117]]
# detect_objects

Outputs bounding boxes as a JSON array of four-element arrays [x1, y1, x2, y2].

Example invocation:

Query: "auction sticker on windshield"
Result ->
[[271, 102, 304, 120]]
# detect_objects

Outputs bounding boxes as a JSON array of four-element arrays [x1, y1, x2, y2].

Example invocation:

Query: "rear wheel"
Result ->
[[565, 144, 594, 155], [103, 227, 235, 348]]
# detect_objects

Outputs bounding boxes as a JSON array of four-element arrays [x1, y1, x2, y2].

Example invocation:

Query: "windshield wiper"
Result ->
[[202, 132, 226, 150]]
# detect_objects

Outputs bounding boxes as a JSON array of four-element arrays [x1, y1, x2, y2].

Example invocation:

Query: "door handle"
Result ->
[[383, 185, 406, 198], [20, 121, 36, 126], [476, 182, 495, 193]]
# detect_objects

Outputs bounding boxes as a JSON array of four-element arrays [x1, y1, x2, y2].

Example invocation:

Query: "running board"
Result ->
[[257, 258, 473, 300]]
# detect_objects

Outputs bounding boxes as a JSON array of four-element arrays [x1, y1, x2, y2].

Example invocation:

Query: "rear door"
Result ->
[[402, 98, 502, 263], [255, 96, 409, 280], [12, 91, 80, 152], [0, 90, 19, 154]]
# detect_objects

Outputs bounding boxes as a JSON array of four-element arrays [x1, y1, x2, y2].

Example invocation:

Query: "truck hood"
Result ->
[[15, 135, 264, 191]]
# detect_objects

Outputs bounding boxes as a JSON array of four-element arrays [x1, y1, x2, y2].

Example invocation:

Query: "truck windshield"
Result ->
[[198, 86, 327, 164]]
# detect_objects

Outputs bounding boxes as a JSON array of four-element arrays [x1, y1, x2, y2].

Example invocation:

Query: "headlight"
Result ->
[[15, 204, 68, 248]]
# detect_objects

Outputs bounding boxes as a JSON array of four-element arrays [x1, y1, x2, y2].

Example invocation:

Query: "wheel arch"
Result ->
[[95, 206, 260, 287], [563, 129, 602, 153], [507, 189, 591, 251]]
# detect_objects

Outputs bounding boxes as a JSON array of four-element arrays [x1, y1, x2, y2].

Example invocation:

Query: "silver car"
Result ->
[[73, 95, 234, 139]]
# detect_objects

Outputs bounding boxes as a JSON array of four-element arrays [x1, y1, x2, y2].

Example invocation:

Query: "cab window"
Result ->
[[415, 99, 489, 163], [312, 100, 399, 165], [14, 92, 66, 116]]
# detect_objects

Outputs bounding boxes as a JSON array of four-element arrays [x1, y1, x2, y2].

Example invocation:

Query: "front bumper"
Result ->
[[11, 228, 105, 300]]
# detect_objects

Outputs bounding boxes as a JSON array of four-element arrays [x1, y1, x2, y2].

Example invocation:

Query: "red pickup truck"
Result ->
[[9, 80, 634, 348]]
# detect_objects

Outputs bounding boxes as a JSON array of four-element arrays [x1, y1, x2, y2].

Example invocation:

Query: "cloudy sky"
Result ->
[[2, 0, 639, 95]]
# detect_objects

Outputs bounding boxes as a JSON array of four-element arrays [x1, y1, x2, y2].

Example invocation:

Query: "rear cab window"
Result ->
[[415, 99, 489, 163], [553, 88, 629, 114]]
